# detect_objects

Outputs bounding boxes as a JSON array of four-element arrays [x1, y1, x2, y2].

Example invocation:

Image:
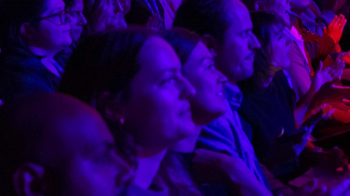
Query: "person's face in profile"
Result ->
[[29, 0, 72, 50], [120, 37, 196, 150], [215, 1, 261, 83], [58, 113, 133, 196], [182, 41, 227, 125], [68, 0, 87, 42], [266, 25, 293, 70]]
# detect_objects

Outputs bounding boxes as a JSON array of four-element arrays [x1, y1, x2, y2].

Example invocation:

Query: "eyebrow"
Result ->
[[47, 7, 64, 15], [84, 141, 116, 153], [159, 67, 179, 75]]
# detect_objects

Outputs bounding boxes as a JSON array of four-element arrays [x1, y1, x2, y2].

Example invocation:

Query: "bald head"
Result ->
[[0, 93, 131, 196], [0, 93, 110, 163]]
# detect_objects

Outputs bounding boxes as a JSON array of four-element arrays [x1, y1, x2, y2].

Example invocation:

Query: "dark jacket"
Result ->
[[0, 47, 68, 103], [238, 71, 302, 178]]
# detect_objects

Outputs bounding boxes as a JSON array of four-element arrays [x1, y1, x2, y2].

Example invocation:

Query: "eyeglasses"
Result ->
[[36, 10, 71, 26]]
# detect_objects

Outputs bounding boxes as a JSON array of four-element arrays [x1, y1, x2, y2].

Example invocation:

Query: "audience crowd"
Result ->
[[1, 0, 350, 195]]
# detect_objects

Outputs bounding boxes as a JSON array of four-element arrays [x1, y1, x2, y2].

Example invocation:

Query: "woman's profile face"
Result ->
[[31, 0, 72, 51], [182, 41, 227, 125], [267, 25, 292, 70], [120, 37, 196, 150]]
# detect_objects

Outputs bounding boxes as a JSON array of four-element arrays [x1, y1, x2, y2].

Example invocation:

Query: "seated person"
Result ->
[[64, 0, 87, 47], [0, 0, 72, 102], [82, 0, 126, 37], [238, 11, 346, 180], [0, 92, 132, 196], [174, 1, 349, 195], [59, 28, 196, 194], [159, 28, 273, 196]]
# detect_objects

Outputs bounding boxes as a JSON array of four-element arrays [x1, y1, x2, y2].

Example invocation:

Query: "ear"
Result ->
[[13, 163, 45, 196], [255, 0, 266, 11], [202, 34, 218, 57], [97, 91, 125, 122], [20, 23, 37, 40]]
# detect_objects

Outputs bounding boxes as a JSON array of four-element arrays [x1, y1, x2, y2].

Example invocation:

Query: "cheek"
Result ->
[[125, 90, 187, 146], [65, 160, 118, 196], [39, 23, 71, 45]]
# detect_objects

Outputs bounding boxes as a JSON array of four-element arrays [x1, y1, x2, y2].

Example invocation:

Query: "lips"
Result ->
[[179, 103, 192, 117], [245, 52, 255, 60]]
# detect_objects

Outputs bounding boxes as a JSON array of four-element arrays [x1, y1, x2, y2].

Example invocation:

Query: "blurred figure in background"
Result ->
[[82, 0, 127, 38]]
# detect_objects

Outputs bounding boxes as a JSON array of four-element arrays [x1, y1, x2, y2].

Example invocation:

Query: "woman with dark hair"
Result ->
[[59, 28, 196, 194], [0, 0, 72, 102], [238, 11, 345, 179], [159, 28, 273, 196]]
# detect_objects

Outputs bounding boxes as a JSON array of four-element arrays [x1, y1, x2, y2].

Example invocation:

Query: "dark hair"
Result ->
[[173, 0, 231, 44], [239, 11, 287, 92], [0, 0, 48, 50], [63, 0, 77, 7], [241, 0, 259, 11], [161, 28, 202, 65], [59, 27, 158, 163]]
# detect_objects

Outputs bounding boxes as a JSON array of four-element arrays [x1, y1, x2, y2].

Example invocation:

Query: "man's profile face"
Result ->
[[215, 0, 261, 83], [52, 114, 133, 196]]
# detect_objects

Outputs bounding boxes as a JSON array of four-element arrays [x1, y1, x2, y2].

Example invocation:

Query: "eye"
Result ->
[[206, 64, 214, 70], [96, 147, 118, 164], [159, 76, 175, 86]]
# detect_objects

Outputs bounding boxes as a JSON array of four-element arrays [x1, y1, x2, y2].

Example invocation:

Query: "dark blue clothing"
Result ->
[[238, 71, 301, 178], [0, 47, 68, 103]]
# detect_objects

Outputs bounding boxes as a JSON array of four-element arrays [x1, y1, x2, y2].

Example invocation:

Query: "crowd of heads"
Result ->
[[0, 0, 350, 195]]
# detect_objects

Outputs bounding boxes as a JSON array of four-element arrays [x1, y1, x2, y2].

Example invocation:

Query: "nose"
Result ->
[[114, 155, 134, 188], [65, 13, 72, 24], [179, 75, 196, 100], [248, 32, 261, 50], [216, 69, 228, 84], [114, 0, 124, 13], [79, 12, 87, 25]]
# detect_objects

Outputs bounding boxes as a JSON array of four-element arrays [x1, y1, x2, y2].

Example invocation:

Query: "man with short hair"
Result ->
[[0, 93, 132, 196]]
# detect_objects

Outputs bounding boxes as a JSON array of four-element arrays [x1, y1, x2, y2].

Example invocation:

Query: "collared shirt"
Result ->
[[197, 83, 270, 190]]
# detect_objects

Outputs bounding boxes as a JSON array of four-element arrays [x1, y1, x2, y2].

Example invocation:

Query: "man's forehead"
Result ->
[[225, 0, 253, 31]]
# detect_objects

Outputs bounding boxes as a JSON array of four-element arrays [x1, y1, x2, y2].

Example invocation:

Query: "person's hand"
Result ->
[[323, 14, 347, 44], [312, 60, 345, 93], [293, 127, 313, 156], [338, 51, 350, 65], [145, 14, 163, 30], [192, 149, 245, 184]]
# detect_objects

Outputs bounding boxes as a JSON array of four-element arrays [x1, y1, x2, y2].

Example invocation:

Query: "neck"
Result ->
[[171, 125, 202, 153], [27, 45, 60, 59], [262, 67, 280, 87], [133, 149, 167, 189]]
